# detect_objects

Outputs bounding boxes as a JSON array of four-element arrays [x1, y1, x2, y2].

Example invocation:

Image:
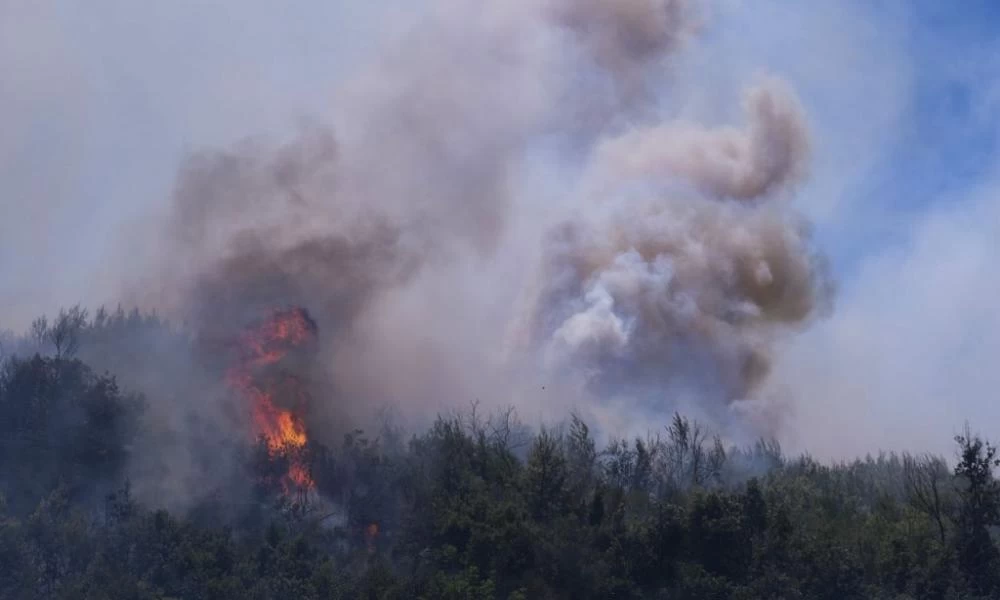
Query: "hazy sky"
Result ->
[[2, 0, 999, 458]]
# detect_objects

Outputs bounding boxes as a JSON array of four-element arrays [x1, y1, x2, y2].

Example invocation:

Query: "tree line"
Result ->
[[1, 308, 999, 599]]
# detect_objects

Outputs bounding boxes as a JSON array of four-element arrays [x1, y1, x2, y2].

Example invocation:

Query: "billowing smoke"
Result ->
[[595, 81, 811, 200], [552, 0, 695, 98], [111, 0, 830, 506], [513, 80, 828, 431]]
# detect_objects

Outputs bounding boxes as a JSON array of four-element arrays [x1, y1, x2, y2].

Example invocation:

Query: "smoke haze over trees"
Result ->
[[2, 310, 1000, 598], [4, 0, 1000, 597], [97, 0, 829, 460]]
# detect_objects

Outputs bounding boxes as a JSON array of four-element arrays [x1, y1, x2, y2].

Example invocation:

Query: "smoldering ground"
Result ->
[[34, 0, 831, 511]]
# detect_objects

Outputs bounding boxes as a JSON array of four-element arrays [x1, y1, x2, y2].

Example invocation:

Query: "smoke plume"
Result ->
[[108, 0, 831, 505], [513, 104, 827, 434], [552, 0, 696, 97]]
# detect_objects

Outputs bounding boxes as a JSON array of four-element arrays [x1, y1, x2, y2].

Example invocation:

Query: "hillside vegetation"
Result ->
[[1, 308, 998, 599]]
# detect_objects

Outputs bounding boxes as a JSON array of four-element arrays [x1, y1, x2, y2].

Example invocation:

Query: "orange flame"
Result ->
[[365, 522, 379, 553], [226, 307, 317, 495]]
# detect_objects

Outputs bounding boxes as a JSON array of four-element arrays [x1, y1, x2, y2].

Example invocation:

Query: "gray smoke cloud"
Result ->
[[117, 1, 568, 464], [103, 0, 831, 505], [594, 81, 811, 200], [509, 78, 828, 438], [552, 0, 695, 88]]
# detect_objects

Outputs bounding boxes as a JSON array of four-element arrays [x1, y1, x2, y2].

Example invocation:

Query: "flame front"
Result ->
[[226, 307, 317, 495]]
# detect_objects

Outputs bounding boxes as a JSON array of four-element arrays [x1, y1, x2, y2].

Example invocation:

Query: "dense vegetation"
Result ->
[[1, 308, 999, 599]]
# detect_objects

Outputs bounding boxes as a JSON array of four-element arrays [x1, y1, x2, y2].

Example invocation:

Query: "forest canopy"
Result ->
[[1, 307, 999, 599]]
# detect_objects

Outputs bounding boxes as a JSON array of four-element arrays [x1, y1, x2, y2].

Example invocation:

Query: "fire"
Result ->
[[226, 307, 318, 496], [365, 523, 379, 553], [251, 396, 308, 452]]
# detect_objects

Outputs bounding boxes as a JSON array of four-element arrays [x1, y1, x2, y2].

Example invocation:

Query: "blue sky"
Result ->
[[754, 1, 1000, 456], [845, 0, 1000, 254], [2, 0, 999, 457]]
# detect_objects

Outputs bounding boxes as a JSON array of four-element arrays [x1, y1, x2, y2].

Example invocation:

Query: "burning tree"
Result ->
[[226, 307, 319, 502]]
